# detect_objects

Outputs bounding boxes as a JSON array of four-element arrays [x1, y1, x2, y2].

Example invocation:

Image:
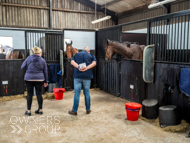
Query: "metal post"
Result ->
[[186, 15, 190, 63], [182, 16, 186, 63], [25, 31, 27, 58], [49, 0, 52, 29], [147, 21, 151, 45]]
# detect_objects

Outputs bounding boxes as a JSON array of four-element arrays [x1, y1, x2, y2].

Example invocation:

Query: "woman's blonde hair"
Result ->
[[32, 46, 42, 54]]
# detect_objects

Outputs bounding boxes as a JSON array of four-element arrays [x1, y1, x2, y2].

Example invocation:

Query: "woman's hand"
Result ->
[[44, 83, 48, 87]]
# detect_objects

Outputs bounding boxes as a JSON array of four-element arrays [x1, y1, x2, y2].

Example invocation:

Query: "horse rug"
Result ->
[[179, 68, 190, 101]]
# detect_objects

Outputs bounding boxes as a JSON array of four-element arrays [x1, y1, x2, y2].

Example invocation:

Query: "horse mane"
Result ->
[[109, 40, 139, 48], [71, 47, 78, 56]]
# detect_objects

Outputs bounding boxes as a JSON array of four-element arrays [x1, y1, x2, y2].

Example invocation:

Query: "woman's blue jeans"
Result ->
[[72, 78, 91, 112]]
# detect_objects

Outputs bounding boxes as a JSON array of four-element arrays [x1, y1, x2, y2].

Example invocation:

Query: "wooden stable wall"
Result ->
[[0, 0, 115, 29], [0, 0, 49, 28]]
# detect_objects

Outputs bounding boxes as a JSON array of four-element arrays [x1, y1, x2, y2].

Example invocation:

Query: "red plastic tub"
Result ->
[[53, 88, 65, 100], [125, 102, 142, 121]]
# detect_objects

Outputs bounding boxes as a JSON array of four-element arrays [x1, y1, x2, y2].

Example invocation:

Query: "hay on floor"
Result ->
[[0, 92, 55, 102], [140, 116, 190, 132]]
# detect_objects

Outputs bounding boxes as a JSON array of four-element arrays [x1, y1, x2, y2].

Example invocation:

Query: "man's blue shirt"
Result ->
[[72, 51, 97, 79]]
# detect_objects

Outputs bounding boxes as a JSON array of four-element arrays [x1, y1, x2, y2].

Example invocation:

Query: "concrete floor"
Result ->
[[0, 88, 189, 143]]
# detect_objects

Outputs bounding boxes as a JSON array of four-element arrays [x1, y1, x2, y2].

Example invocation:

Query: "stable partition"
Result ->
[[98, 58, 120, 96], [62, 29, 96, 90], [120, 60, 145, 103], [0, 60, 25, 97], [96, 27, 122, 96]]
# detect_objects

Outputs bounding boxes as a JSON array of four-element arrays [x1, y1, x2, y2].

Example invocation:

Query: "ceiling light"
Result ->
[[91, 0, 111, 24], [148, 0, 176, 9], [91, 16, 111, 24]]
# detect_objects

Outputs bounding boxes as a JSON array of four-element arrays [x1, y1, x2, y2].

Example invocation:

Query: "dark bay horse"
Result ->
[[65, 41, 78, 61], [105, 39, 145, 61], [0, 45, 25, 59]]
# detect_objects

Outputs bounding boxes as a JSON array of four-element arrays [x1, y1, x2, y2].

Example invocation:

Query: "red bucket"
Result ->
[[125, 102, 142, 121], [53, 88, 65, 100]]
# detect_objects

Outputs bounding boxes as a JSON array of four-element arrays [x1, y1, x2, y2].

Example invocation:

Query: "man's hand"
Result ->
[[80, 66, 86, 70], [79, 66, 86, 72], [79, 68, 87, 72], [79, 61, 96, 72]]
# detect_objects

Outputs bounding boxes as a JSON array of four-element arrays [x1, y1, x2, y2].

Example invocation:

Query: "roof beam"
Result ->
[[101, 0, 122, 8], [118, 4, 149, 18], [73, 0, 117, 24]]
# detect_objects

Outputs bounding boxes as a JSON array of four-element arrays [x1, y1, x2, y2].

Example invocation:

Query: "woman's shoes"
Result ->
[[35, 109, 43, 115], [25, 111, 31, 116], [25, 110, 43, 116]]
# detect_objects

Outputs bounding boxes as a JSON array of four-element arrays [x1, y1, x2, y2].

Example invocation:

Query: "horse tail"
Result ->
[[18, 51, 23, 59]]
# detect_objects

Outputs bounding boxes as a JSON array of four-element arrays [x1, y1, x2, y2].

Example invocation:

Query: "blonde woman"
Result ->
[[21, 46, 48, 116]]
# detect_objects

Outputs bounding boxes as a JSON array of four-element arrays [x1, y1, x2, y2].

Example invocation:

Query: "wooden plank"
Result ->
[[2, 3, 49, 9], [45, 9, 48, 27], [2, 3, 102, 14], [12, 5, 14, 25], [40, 9, 43, 27], [52, 7, 101, 14]]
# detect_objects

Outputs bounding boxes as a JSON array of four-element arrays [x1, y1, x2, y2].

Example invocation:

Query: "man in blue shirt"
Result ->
[[68, 46, 97, 115]]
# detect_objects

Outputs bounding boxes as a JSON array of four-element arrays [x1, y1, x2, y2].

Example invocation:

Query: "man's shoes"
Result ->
[[25, 111, 31, 116], [86, 110, 91, 114], [68, 110, 77, 115], [35, 109, 43, 115]]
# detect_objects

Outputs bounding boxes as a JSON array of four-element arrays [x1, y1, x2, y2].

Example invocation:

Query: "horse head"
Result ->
[[105, 39, 115, 61], [65, 41, 73, 61]]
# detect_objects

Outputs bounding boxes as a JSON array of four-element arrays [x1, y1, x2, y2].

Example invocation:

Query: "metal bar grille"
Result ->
[[25, 31, 62, 63], [45, 33, 62, 62], [149, 13, 190, 63], [26, 31, 45, 56]]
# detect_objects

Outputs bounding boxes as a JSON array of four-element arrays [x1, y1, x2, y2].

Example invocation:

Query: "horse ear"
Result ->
[[65, 41, 67, 44], [70, 40, 73, 45], [106, 39, 110, 45]]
